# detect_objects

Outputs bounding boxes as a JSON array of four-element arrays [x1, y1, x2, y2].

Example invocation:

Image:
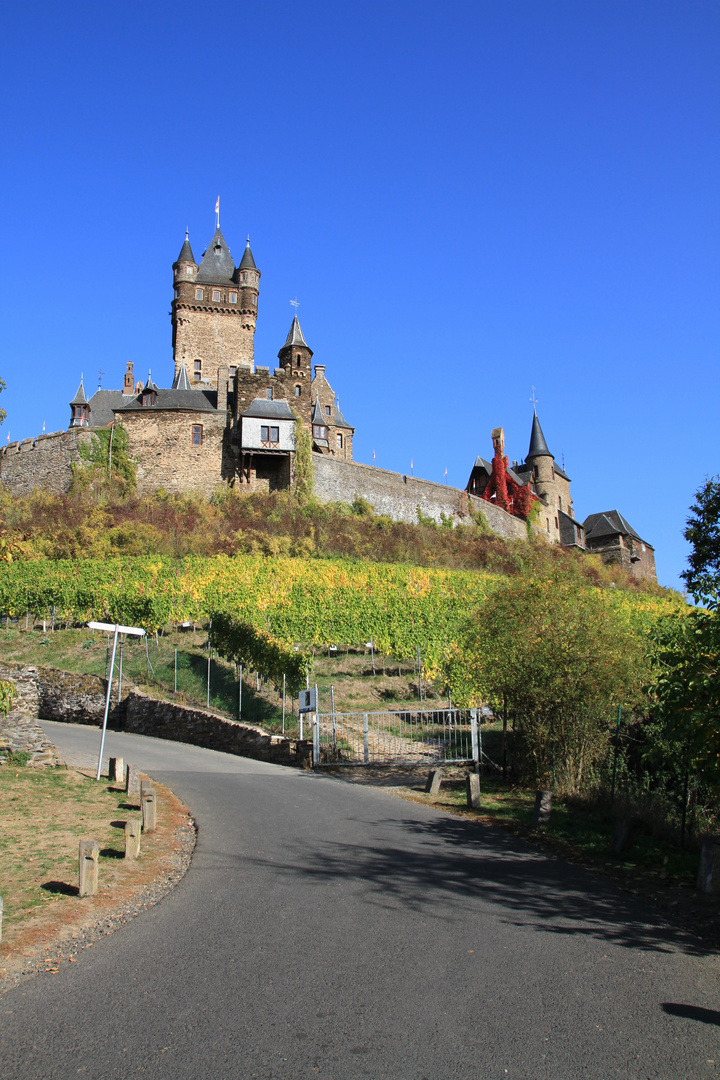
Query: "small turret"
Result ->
[[69, 376, 89, 427], [524, 411, 555, 496], [173, 228, 197, 284], [278, 314, 313, 376]]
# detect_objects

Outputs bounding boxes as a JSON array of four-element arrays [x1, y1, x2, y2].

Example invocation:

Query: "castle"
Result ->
[[0, 217, 656, 583]]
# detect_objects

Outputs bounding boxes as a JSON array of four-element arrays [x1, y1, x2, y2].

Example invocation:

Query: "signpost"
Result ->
[[88, 621, 146, 781], [298, 687, 317, 744]]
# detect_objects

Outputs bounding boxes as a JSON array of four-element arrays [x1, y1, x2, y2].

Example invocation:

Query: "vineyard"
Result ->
[[0, 554, 683, 680]]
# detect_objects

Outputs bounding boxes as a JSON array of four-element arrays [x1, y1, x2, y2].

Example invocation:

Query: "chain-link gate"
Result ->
[[311, 707, 479, 767]]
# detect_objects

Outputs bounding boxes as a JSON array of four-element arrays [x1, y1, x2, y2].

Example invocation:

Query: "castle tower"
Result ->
[[524, 411, 574, 538], [277, 314, 313, 402], [171, 227, 260, 387]]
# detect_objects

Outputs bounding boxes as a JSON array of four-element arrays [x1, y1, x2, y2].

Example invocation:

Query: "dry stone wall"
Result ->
[[0, 665, 299, 766]]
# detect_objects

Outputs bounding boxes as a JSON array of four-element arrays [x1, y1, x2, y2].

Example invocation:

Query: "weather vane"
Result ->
[[530, 386, 539, 413], [290, 297, 300, 314]]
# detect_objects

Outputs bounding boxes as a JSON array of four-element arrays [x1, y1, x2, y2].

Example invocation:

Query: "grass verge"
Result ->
[[0, 760, 194, 986]]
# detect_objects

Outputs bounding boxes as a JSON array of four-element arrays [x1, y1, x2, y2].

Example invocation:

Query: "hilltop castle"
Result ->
[[0, 217, 656, 583]]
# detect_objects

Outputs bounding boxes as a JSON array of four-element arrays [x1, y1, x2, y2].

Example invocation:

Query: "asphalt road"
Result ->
[[2, 722, 719, 1080]]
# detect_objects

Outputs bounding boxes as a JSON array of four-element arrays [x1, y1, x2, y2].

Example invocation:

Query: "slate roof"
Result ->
[[553, 463, 571, 481], [239, 240, 256, 270], [172, 364, 191, 391], [70, 378, 88, 406], [175, 231, 196, 266], [527, 413, 553, 459], [471, 456, 493, 473], [86, 390, 129, 427], [143, 372, 159, 393], [241, 399, 296, 421], [583, 510, 649, 546], [117, 388, 219, 414], [334, 403, 354, 431], [196, 227, 236, 285], [282, 314, 310, 350]]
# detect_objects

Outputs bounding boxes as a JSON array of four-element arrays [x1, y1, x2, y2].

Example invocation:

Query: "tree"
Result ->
[[682, 477, 720, 606], [76, 424, 136, 491], [445, 572, 648, 794]]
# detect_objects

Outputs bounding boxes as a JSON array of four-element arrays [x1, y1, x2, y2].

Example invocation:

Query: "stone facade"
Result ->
[[121, 408, 233, 496], [585, 529, 657, 583]]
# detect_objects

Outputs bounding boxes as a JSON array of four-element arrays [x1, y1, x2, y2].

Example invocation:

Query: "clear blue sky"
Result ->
[[1, 1, 718, 590]]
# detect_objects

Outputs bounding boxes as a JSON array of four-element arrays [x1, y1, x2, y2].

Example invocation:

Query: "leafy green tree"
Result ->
[[683, 477, 720, 606], [446, 572, 648, 794]]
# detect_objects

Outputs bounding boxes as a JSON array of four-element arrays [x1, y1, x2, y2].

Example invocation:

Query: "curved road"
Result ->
[[2, 721, 719, 1079]]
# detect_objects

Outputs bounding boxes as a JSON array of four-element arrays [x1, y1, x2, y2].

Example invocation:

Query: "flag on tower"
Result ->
[[42, 421, 45, 433], [215, 196, 220, 214], [372, 450, 376, 460]]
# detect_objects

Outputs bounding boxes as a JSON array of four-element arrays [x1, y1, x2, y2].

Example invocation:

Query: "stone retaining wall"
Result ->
[[0, 664, 299, 767]]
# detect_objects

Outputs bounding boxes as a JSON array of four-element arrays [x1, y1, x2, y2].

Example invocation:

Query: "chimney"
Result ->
[[314, 364, 326, 379], [124, 362, 134, 395]]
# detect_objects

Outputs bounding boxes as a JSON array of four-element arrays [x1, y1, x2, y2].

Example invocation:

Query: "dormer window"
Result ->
[[313, 425, 328, 440]]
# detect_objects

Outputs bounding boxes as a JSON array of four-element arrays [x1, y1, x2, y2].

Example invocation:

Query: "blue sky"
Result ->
[[1, 1, 718, 590]]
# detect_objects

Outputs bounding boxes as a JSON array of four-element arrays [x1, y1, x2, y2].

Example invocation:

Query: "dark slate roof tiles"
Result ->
[[527, 412, 553, 459], [196, 227, 236, 284], [241, 399, 296, 421]]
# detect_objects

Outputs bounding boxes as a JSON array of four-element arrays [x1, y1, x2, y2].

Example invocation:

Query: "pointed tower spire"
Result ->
[[277, 310, 313, 374], [69, 375, 89, 427], [172, 362, 191, 391], [239, 237, 256, 270], [527, 412, 553, 460]]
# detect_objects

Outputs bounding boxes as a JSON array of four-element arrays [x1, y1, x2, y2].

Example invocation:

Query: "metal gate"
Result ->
[[311, 707, 479, 767]]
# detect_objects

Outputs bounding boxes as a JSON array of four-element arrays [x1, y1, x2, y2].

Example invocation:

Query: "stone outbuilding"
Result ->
[[583, 511, 657, 582]]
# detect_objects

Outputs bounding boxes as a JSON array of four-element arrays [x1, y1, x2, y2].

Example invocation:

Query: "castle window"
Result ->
[[141, 392, 154, 407], [295, 385, 301, 397], [313, 425, 328, 440], [195, 288, 203, 300], [174, 288, 178, 298], [229, 292, 237, 303], [192, 425, 203, 446], [325, 405, 331, 417], [558, 496, 562, 510], [194, 360, 202, 381], [261, 426, 279, 444], [213, 290, 221, 302], [336, 433, 343, 449], [555, 517, 559, 529], [266, 388, 273, 400]]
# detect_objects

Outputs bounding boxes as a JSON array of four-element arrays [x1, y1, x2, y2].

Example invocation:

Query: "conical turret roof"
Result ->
[[172, 363, 191, 391], [239, 238, 256, 270], [197, 226, 236, 284], [527, 412, 553, 459], [282, 314, 309, 350], [143, 371, 159, 394], [70, 376, 88, 406], [175, 229, 196, 266]]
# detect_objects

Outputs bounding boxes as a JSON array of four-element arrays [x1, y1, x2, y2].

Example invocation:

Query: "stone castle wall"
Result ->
[[173, 305, 256, 384], [311, 453, 535, 541], [122, 410, 234, 496], [0, 428, 94, 496]]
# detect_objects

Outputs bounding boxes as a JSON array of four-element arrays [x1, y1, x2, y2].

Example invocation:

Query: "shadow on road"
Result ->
[[245, 810, 711, 958], [662, 1003, 720, 1025]]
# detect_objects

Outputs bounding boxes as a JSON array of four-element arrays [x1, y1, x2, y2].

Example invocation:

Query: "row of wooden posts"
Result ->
[[78, 756, 156, 898]]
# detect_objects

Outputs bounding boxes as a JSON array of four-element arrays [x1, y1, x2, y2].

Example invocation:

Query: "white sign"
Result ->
[[88, 621, 146, 636]]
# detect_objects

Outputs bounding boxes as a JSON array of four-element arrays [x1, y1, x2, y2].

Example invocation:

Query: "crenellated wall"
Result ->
[[0, 428, 94, 496]]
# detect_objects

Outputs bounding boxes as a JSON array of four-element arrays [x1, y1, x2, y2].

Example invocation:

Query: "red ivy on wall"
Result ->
[[481, 447, 538, 521]]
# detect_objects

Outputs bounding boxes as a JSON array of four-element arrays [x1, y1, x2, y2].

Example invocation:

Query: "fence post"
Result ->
[[470, 708, 479, 775], [363, 712, 369, 764], [118, 641, 124, 703], [417, 645, 422, 701], [174, 648, 177, 693], [207, 651, 211, 708], [282, 673, 286, 735], [238, 663, 243, 720], [312, 713, 320, 767]]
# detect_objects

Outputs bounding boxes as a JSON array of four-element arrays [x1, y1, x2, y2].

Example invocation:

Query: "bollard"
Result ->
[[109, 756, 124, 784], [141, 788, 157, 833], [425, 767, 444, 795], [78, 840, 99, 896], [532, 789, 553, 829], [697, 836, 720, 894], [126, 764, 140, 798], [466, 772, 481, 809], [125, 820, 141, 859]]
